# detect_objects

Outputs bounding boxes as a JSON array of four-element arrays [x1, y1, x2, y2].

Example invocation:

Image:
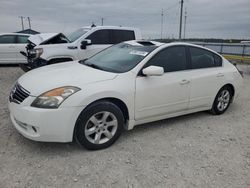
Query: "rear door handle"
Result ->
[[217, 73, 224, 77], [180, 79, 190, 85]]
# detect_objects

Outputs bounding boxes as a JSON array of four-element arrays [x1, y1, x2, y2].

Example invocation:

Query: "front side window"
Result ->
[[86, 30, 112, 44], [0, 35, 15, 44], [190, 47, 222, 69], [17, 35, 29, 43], [145, 46, 187, 72], [67, 28, 89, 42], [80, 43, 157, 73]]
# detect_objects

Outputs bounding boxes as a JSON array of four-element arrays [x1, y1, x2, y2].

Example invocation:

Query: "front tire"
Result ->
[[74, 101, 124, 150], [210, 86, 233, 115], [19, 63, 31, 72]]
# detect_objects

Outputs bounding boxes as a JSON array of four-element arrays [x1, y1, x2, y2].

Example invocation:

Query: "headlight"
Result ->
[[31, 86, 80, 108], [30, 48, 43, 58]]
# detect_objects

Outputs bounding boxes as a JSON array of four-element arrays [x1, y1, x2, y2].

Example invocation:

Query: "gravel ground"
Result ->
[[0, 66, 250, 188]]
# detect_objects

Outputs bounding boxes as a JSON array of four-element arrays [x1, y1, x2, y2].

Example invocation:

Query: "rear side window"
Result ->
[[17, 35, 29, 43], [0, 35, 15, 44], [86, 30, 112, 44], [190, 47, 222, 69], [145, 46, 187, 72], [112, 30, 135, 44]]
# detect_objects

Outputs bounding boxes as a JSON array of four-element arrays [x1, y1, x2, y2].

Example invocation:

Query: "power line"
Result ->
[[101, 17, 104, 26], [160, 9, 164, 39], [19, 16, 25, 30], [184, 8, 187, 39], [27, 17, 31, 29], [179, 0, 184, 40]]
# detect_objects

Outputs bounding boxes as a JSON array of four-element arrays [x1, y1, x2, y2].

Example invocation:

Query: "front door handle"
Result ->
[[68, 46, 78, 50], [180, 79, 190, 85], [217, 73, 224, 77]]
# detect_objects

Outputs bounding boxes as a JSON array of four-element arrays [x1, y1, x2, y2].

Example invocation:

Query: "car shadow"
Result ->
[[0, 64, 19, 67]]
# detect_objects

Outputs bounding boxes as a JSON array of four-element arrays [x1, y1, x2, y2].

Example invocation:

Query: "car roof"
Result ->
[[124, 40, 221, 56], [80, 26, 139, 30], [0, 33, 31, 36]]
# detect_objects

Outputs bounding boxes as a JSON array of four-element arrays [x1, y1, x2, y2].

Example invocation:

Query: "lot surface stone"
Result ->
[[0, 66, 249, 188]]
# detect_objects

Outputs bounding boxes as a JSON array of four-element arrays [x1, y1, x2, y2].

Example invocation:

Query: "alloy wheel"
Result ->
[[84, 111, 118, 145]]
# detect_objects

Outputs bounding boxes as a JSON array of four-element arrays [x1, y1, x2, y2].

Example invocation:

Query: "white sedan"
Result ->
[[8, 41, 243, 150], [0, 33, 30, 64]]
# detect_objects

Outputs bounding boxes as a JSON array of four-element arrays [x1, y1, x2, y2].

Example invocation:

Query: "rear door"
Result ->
[[16, 35, 29, 63], [0, 35, 16, 64], [187, 46, 224, 109]]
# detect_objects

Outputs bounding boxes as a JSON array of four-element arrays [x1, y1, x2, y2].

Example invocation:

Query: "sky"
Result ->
[[0, 0, 249, 39]]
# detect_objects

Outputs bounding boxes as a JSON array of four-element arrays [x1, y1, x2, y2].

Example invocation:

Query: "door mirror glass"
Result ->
[[81, 39, 91, 49], [142, 66, 164, 76]]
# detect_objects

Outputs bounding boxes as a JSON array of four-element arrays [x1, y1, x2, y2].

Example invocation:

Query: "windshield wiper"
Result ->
[[79, 59, 104, 71]]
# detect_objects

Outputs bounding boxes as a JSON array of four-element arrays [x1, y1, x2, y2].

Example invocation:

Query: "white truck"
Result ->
[[20, 26, 142, 71]]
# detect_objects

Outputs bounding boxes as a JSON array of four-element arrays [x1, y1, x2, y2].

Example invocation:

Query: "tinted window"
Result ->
[[17, 35, 29, 43], [214, 53, 222, 66], [190, 47, 222, 69], [145, 46, 187, 72], [86, 30, 111, 44], [0, 35, 15, 44], [112, 30, 135, 44]]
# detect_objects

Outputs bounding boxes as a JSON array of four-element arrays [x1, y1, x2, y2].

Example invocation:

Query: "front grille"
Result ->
[[9, 83, 30, 104]]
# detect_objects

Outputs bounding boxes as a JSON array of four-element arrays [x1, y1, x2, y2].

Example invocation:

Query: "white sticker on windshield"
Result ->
[[129, 50, 148, 56]]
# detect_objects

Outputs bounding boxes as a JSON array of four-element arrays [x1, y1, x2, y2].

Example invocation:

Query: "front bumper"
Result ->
[[8, 101, 83, 142], [27, 57, 48, 69]]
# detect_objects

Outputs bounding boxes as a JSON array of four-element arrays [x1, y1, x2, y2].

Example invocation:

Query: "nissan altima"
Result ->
[[8, 41, 243, 150]]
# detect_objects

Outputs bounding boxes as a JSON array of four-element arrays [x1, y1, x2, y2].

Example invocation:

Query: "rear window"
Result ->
[[112, 30, 135, 44], [190, 47, 222, 69], [17, 35, 29, 43]]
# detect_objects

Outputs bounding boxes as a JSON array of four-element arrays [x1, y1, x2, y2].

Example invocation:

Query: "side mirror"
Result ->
[[142, 66, 164, 76], [81, 39, 92, 49]]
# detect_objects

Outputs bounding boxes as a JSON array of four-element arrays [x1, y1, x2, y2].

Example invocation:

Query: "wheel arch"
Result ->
[[222, 83, 235, 97], [85, 97, 130, 123], [73, 97, 130, 143]]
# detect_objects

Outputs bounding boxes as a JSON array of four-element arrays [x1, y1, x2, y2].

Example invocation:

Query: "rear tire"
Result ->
[[210, 86, 233, 115], [74, 101, 124, 150]]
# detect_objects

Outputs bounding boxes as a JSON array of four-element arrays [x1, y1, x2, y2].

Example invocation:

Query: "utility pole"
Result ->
[[101, 18, 104, 26], [179, 0, 184, 40], [184, 8, 187, 39], [160, 9, 164, 39], [27, 17, 31, 29], [19, 16, 25, 30]]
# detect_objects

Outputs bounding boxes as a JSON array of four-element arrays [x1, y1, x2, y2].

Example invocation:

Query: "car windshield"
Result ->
[[67, 28, 90, 42], [80, 43, 157, 73]]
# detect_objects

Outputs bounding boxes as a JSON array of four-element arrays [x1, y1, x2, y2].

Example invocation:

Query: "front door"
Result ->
[[78, 29, 113, 60], [135, 46, 191, 120]]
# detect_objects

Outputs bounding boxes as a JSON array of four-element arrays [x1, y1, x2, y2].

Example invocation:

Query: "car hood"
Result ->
[[28, 33, 69, 46], [18, 61, 118, 96]]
